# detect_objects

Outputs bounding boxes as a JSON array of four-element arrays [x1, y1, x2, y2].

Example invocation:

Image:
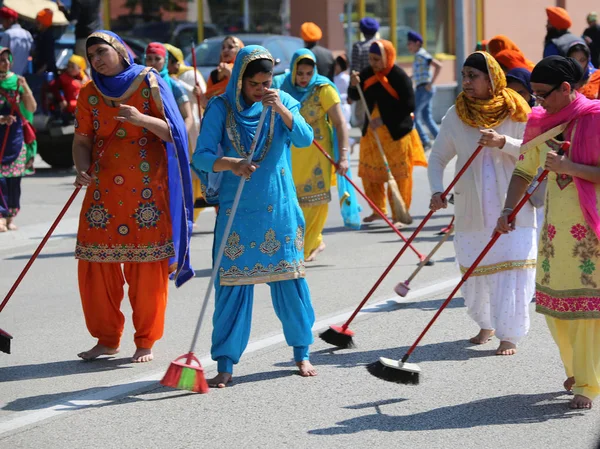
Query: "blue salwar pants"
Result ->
[[211, 277, 315, 374], [414, 85, 439, 147], [0, 177, 21, 218]]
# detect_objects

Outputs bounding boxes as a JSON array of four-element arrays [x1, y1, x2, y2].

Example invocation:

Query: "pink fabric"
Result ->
[[523, 93, 600, 239]]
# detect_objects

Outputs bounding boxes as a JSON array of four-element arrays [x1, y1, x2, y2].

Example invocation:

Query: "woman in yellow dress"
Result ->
[[348, 39, 427, 225], [497, 56, 600, 409], [280, 48, 360, 261]]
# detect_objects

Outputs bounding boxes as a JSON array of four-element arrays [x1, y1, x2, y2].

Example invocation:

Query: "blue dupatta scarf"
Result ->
[[192, 45, 275, 203], [87, 31, 194, 287], [281, 49, 361, 230]]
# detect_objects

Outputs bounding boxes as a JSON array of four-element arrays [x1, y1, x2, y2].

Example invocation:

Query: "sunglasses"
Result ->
[[532, 84, 560, 102]]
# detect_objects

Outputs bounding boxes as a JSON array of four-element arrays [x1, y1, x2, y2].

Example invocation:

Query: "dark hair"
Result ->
[[544, 28, 568, 47], [567, 43, 590, 59], [86, 36, 106, 49], [335, 55, 348, 72], [297, 58, 316, 68], [463, 52, 488, 74], [243, 58, 274, 79]]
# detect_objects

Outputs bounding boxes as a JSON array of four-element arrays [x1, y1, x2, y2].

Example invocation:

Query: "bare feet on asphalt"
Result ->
[[305, 242, 326, 262], [469, 329, 495, 345], [570, 394, 593, 409], [564, 376, 575, 392], [132, 348, 154, 363], [208, 372, 233, 388], [362, 213, 383, 223], [297, 360, 317, 377], [77, 344, 120, 361], [495, 341, 517, 355]]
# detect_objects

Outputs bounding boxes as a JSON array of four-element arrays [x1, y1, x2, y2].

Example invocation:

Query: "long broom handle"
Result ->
[[400, 142, 570, 363], [338, 144, 484, 330], [312, 139, 426, 261], [356, 84, 394, 180], [404, 225, 453, 285], [187, 108, 269, 356], [190, 45, 203, 121], [0, 121, 122, 314]]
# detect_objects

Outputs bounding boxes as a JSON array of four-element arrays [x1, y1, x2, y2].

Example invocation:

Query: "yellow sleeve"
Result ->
[[320, 84, 340, 113], [513, 145, 541, 184]]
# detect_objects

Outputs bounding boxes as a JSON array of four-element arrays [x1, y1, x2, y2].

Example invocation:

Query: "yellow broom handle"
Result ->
[[356, 84, 394, 178]]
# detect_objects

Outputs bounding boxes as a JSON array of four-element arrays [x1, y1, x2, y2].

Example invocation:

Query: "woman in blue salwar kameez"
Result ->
[[192, 46, 317, 387]]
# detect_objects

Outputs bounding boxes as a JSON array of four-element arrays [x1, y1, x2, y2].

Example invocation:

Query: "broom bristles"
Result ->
[[0, 328, 12, 355], [367, 360, 420, 385], [160, 359, 209, 393], [319, 327, 355, 349], [387, 178, 412, 225]]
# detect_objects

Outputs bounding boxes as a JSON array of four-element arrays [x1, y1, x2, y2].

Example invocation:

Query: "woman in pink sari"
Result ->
[[496, 55, 600, 410]]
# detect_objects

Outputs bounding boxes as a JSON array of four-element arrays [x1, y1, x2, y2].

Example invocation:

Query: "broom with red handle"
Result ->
[[0, 120, 122, 354], [312, 139, 430, 264], [367, 141, 571, 385], [319, 144, 484, 349], [161, 107, 269, 393]]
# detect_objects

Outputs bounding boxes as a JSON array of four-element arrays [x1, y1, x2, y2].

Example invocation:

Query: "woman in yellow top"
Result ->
[[348, 39, 427, 225], [280, 48, 355, 261], [497, 56, 600, 409]]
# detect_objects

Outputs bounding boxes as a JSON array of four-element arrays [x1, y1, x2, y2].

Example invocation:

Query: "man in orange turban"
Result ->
[[494, 49, 534, 72], [544, 6, 578, 57], [300, 21, 334, 80], [33, 8, 56, 74]]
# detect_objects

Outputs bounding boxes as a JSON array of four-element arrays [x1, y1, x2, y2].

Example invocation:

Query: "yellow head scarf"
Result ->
[[164, 43, 194, 76], [455, 51, 530, 129], [69, 54, 87, 79]]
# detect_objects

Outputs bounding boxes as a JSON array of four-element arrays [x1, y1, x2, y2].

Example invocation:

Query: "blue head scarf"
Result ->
[[86, 31, 195, 286], [506, 68, 535, 107], [280, 49, 362, 230]]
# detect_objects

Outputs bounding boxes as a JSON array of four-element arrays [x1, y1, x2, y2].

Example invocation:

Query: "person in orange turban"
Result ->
[[494, 49, 533, 72], [299, 21, 335, 80], [487, 35, 535, 70], [33, 8, 56, 74], [544, 6, 578, 57]]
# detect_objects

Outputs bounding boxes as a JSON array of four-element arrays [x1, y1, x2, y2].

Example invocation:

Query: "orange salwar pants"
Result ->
[[78, 259, 169, 349], [362, 178, 413, 217]]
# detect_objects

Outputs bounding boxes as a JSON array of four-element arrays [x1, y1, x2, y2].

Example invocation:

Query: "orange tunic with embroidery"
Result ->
[[74, 81, 174, 263]]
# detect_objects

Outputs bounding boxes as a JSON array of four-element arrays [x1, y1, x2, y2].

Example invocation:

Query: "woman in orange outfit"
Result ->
[[73, 31, 194, 363], [201, 35, 244, 106]]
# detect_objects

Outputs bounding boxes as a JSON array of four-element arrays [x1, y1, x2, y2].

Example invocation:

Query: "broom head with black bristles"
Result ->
[[388, 178, 412, 225], [160, 352, 209, 393], [367, 356, 421, 385], [0, 328, 12, 354], [319, 325, 355, 349]]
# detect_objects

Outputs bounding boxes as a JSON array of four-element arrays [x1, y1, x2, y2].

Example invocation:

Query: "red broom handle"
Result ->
[[190, 45, 203, 121], [0, 122, 122, 314], [338, 144, 485, 329], [400, 142, 570, 362], [312, 139, 426, 261]]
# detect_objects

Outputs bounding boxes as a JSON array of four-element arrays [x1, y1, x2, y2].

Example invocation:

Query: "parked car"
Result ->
[[185, 34, 304, 83], [122, 21, 221, 57]]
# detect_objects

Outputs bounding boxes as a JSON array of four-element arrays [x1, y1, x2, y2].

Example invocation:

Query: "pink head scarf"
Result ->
[[523, 92, 600, 239]]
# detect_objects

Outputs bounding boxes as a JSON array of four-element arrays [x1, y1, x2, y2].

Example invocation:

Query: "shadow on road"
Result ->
[[307, 391, 582, 435], [0, 357, 133, 385], [31, 168, 75, 178], [5, 251, 74, 261], [361, 296, 465, 314]]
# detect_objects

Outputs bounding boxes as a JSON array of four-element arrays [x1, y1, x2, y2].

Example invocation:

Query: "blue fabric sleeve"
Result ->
[[543, 43, 560, 57], [279, 91, 313, 148], [171, 79, 189, 105], [192, 97, 227, 173]]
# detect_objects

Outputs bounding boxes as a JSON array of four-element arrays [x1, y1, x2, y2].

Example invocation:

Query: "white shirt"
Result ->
[[334, 72, 350, 103], [427, 106, 535, 232], [0, 24, 33, 75]]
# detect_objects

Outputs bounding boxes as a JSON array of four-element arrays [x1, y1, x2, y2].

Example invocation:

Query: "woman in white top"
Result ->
[[334, 54, 354, 147], [428, 52, 536, 355]]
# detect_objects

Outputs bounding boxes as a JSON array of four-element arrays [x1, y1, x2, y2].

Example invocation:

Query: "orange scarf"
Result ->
[[579, 70, 600, 100], [488, 35, 535, 70], [364, 39, 399, 100], [455, 51, 530, 128]]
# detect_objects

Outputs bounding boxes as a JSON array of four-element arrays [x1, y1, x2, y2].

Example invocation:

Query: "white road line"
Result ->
[[0, 277, 459, 436]]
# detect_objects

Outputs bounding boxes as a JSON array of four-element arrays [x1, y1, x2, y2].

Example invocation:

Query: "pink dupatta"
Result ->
[[523, 92, 600, 239]]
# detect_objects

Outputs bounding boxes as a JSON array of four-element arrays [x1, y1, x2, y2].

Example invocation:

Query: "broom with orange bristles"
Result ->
[[161, 107, 269, 393]]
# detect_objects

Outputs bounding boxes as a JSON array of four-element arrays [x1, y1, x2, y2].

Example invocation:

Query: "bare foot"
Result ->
[[564, 376, 575, 392], [296, 360, 317, 377], [132, 348, 154, 363], [469, 329, 495, 345], [6, 218, 17, 231], [0, 218, 7, 232], [393, 221, 406, 229], [363, 213, 384, 223], [77, 344, 119, 361], [208, 372, 232, 388], [305, 242, 326, 262], [569, 394, 593, 409], [496, 341, 517, 355]]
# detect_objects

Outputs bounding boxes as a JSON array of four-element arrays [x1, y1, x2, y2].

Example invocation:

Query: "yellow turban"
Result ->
[[69, 54, 87, 72], [300, 22, 322, 42], [163, 43, 194, 76]]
